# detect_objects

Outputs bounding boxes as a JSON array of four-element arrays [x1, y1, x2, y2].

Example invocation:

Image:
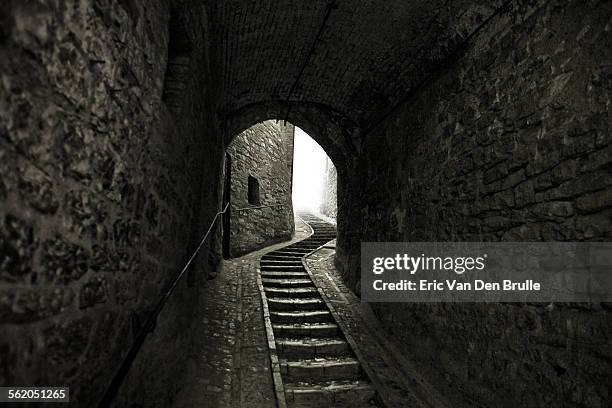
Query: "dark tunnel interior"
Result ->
[[0, 1, 611, 407]]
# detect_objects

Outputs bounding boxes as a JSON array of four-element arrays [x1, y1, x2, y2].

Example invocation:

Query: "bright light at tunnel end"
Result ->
[[292, 127, 329, 213]]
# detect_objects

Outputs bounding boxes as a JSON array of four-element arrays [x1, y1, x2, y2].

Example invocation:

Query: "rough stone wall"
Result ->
[[320, 157, 338, 220], [0, 1, 222, 406], [227, 121, 295, 257], [339, 1, 612, 407]]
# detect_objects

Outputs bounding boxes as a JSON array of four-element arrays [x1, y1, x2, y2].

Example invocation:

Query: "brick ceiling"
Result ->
[[213, 0, 506, 130]]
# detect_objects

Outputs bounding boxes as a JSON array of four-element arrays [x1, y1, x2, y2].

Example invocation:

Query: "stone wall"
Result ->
[[0, 1, 222, 406], [226, 121, 295, 257], [320, 157, 338, 220], [338, 1, 612, 407]]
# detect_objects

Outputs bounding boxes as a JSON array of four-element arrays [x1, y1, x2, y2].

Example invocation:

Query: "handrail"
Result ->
[[233, 203, 284, 212], [98, 201, 230, 408]]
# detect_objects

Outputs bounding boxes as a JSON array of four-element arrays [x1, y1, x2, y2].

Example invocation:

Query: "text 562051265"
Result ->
[[0, 387, 69, 402]]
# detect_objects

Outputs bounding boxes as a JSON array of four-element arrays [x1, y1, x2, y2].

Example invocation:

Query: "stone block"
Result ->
[[41, 237, 90, 284], [79, 277, 107, 309], [0, 215, 36, 281], [0, 287, 74, 323]]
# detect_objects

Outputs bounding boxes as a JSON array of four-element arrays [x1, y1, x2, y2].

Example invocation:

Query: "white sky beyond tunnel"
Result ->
[[292, 127, 328, 212]]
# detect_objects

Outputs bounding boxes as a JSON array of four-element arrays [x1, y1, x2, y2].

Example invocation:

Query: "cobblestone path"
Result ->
[[174, 215, 440, 408], [173, 219, 311, 408]]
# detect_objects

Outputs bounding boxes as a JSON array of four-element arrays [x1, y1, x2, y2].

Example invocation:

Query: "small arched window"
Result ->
[[248, 176, 260, 205]]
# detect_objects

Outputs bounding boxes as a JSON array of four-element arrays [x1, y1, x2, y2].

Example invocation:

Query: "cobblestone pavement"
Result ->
[[173, 219, 311, 408], [305, 243, 450, 408], [174, 216, 447, 408]]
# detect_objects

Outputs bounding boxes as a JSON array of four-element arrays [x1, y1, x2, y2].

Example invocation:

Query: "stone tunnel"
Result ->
[[0, 0, 611, 407]]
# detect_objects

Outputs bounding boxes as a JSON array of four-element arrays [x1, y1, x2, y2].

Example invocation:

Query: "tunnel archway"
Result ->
[[222, 102, 355, 266], [223, 101, 358, 179], [222, 114, 340, 258]]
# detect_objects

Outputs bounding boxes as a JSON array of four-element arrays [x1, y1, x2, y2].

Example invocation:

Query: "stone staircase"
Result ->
[[260, 214, 378, 407]]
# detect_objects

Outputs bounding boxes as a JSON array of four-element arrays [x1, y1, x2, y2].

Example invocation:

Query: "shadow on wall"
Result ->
[[336, 2, 612, 407]]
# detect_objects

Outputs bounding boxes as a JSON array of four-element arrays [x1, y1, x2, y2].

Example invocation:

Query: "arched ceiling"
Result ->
[[212, 0, 506, 131], [224, 101, 358, 176]]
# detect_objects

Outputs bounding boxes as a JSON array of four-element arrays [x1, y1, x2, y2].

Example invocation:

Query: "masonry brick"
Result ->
[[336, 2, 612, 407], [0, 0, 221, 405], [226, 121, 295, 257]]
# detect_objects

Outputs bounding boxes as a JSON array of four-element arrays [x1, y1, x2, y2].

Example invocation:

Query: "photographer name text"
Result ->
[[373, 278, 540, 291]]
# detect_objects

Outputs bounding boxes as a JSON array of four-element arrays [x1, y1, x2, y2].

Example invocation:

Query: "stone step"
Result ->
[[276, 338, 350, 358], [272, 323, 340, 338], [264, 287, 320, 298], [299, 245, 326, 250], [260, 264, 305, 271], [261, 271, 309, 279], [272, 251, 309, 257], [275, 248, 311, 252], [303, 241, 332, 245], [261, 278, 314, 288], [290, 246, 320, 251], [262, 255, 302, 261], [279, 357, 361, 382], [267, 297, 324, 311], [284, 380, 376, 408], [270, 310, 332, 324], [260, 260, 304, 266]]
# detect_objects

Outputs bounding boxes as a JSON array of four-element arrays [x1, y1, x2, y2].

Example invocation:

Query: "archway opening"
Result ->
[[292, 126, 337, 221], [221, 120, 338, 258]]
